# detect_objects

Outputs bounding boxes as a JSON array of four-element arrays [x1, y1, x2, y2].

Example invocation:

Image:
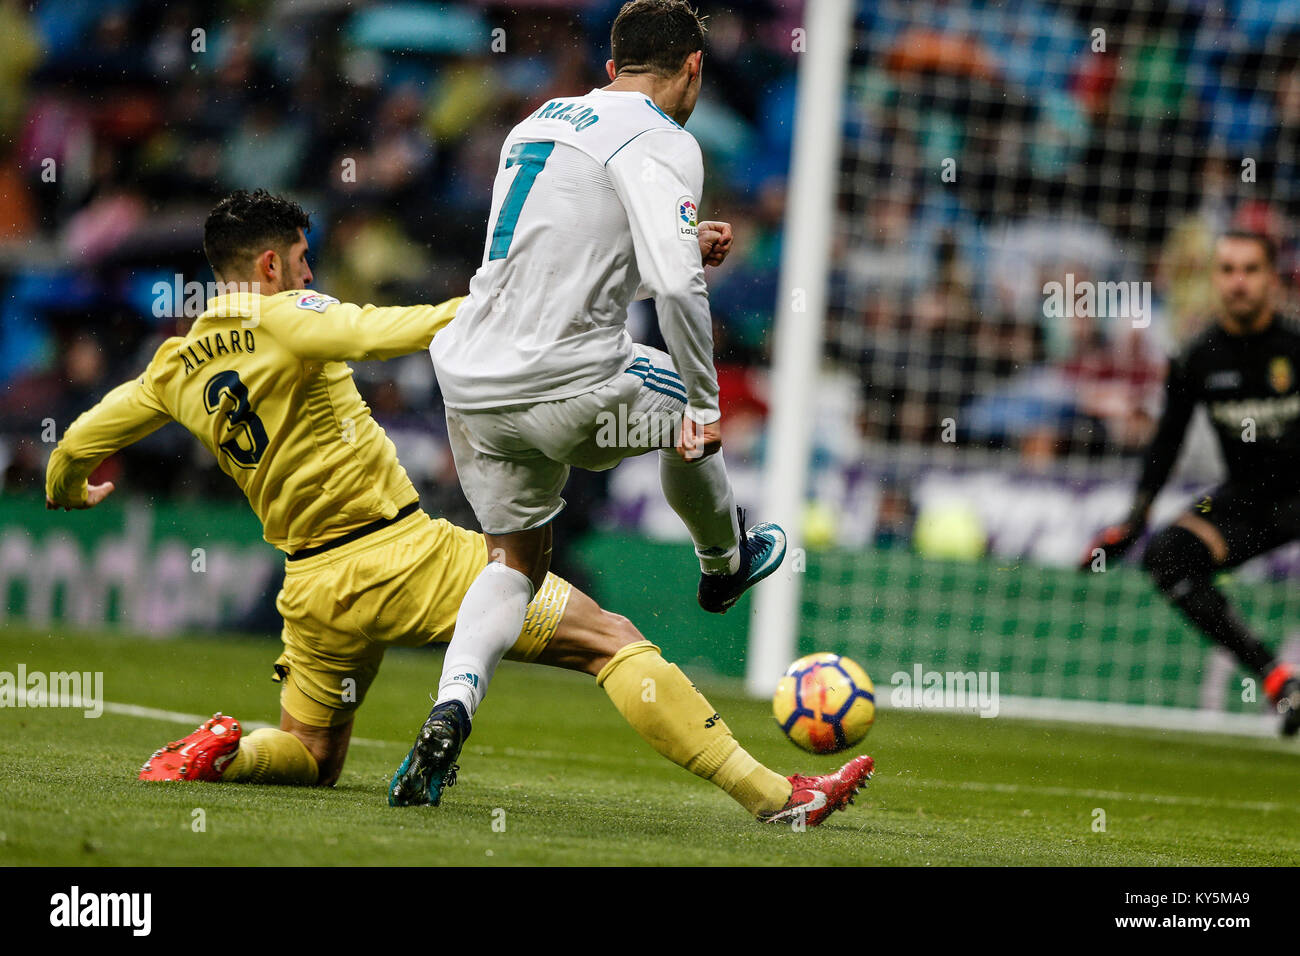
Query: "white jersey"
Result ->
[[430, 88, 720, 424]]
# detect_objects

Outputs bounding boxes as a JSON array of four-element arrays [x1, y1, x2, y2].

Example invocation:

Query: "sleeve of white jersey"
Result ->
[[607, 127, 720, 424]]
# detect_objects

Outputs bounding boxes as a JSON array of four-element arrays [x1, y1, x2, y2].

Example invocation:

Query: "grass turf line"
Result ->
[[1, 627, 1298, 866]]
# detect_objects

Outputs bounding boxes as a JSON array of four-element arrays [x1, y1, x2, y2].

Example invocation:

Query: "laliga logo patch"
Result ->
[[677, 197, 698, 241], [296, 292, 339, 313]]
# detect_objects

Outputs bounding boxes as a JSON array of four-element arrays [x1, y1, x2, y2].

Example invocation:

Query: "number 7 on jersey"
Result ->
[[488, 141, 555, 261]]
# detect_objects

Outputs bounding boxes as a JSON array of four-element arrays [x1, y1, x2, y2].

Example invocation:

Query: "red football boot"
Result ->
[[761, 754, 875, 827], [138, 713, 242, 781]]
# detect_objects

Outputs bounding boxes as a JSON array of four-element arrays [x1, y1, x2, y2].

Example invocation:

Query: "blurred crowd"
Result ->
[[831, 0, 1300, 476], [3, 0, 1300, 541], [0, 0, 797, 549]]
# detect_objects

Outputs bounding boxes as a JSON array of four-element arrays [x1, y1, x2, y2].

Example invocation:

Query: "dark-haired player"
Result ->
[[1084, 231, 1300, 734], [397, 0, 791, 808], [45, 188, 872, 824]]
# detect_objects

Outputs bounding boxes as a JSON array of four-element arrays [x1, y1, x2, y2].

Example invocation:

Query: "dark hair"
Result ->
[[1218, 229, 1277, 268], [203, 189, 311, 277], [611, 0, 706, 77]]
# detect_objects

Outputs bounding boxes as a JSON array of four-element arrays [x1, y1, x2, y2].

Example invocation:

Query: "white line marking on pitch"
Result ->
[[884, 775, 1295, 814], [100, 700, 657, 765], [101, 699, 1298, 813], [99, 700, 391, 748], [100, 699, 657, 767]]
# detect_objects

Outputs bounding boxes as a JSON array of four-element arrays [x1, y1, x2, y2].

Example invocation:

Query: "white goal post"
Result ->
[[745, 0, 856, 697]]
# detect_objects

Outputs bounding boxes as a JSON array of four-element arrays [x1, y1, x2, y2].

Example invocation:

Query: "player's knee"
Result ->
[[1142, 525, 1212, 595], [585, 610, 644, 676], [601, 610, 643, 650]]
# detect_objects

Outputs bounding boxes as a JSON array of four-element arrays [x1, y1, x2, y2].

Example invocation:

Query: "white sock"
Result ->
[[659, 448, 741, 575], [436, 562, 534, 717]]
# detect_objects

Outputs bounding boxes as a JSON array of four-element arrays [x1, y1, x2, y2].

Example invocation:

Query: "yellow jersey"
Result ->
[[46, 290, 462, 553]]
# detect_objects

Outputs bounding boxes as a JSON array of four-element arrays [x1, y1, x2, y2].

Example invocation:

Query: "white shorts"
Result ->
[[445, 345, 687, 534]]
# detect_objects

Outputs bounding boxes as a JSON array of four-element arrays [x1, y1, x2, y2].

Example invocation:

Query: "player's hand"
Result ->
[[1078, 520, 1142, 570], [46, 481, 115, 511], [677, 416, 722, 462], [698, 221, 733, 267]]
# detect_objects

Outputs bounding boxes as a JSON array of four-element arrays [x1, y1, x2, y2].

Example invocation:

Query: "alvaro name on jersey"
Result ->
[[430, 88, 721, 425], [46, 289, 462, 553]]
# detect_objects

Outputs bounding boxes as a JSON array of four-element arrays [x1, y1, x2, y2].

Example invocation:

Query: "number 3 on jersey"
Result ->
[[204, 370, 268, 468], [489, 141, 555, 260]]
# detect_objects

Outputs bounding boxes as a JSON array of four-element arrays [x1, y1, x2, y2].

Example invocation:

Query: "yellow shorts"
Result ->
[[272, 509, 572, 727]]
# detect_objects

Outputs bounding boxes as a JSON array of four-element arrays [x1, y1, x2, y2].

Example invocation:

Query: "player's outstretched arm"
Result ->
[[1077, 357, 1195, 570], [632, 221, 733, 300], [262, 293, 464, 363], [45, 374, 171, 510], [608, 129, 721, 429]]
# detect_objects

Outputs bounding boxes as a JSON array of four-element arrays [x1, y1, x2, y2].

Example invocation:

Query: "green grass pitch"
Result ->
[[2, 626, 1299, 866]]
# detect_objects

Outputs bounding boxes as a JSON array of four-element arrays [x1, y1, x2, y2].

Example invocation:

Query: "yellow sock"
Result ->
[[221, 728, 319, 785], [597, 640, 791, 817]]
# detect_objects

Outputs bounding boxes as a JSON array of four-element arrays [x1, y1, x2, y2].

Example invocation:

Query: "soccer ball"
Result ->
[[772, 653, 876, 754]]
